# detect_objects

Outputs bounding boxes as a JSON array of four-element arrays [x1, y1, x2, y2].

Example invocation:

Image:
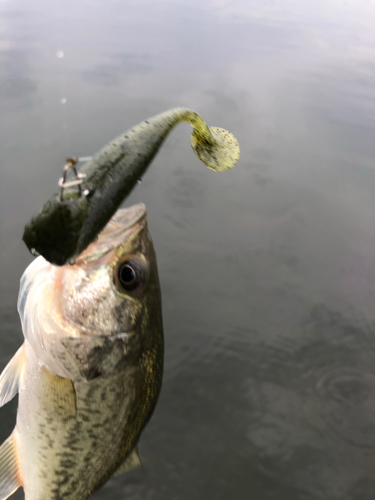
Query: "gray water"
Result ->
[[1, 0, 375, 498]]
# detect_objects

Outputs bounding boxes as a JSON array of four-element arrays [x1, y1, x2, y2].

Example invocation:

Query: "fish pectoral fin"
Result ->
[[0, 345, 25, 408], [0, 431, 22, 500], [40, 367, 77, 419], [113, 446, 141, 477]]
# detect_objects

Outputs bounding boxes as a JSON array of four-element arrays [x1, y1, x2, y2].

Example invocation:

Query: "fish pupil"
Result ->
[[118, 260, 143, 291], [121, 265, 135, 284]]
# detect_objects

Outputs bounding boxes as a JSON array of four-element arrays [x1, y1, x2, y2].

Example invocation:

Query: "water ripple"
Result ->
[[306, 367, 375, 450]]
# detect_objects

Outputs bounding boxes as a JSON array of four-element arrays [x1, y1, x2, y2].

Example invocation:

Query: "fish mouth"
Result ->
[[75, 203, 147, 265]]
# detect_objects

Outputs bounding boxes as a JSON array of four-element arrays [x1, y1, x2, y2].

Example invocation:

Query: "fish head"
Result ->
[[18, 203, 163, 381]]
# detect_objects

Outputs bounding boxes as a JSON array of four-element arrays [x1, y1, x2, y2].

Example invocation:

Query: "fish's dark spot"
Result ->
[[60, 459, 75, 469]]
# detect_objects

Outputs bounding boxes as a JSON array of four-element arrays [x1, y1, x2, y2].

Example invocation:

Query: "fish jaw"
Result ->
[[75, 202, 147, 265]]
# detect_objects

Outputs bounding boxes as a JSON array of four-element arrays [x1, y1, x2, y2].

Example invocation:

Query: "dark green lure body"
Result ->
[[23, 107, 240, 266]]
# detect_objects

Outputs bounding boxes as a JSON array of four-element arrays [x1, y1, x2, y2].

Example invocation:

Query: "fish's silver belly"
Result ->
[[16, 342, 141, 500]]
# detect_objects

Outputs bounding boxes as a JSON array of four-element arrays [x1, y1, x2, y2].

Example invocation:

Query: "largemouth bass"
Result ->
[[0, 203, 163, 500], [23, 107, 240, 266]]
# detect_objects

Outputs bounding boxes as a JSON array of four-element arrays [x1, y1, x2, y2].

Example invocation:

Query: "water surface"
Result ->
[[1, 0, 375, 499]]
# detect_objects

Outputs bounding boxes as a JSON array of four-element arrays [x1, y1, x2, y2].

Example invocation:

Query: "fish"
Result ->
[[23, 107, 240, 266], [0, 203, 163, 500]]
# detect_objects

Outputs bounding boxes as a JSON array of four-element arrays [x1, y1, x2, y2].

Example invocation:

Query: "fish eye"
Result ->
[[116, 259, 145, 293]]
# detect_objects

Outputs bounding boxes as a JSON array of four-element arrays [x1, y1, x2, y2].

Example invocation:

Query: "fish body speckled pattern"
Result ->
[[22, 107, 240, 266], [0, 204, 163, 500]]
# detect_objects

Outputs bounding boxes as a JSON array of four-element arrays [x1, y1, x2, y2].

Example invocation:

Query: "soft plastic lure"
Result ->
[[23, 107, 240, 266]]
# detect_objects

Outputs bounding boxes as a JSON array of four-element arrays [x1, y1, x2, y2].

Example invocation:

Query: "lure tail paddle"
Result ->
[[23, 107, 240, 266]]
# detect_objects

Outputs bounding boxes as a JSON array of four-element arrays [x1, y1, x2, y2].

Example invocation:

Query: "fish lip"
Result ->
[[75, 203, 147, 265], [111, 203, 146, 230]]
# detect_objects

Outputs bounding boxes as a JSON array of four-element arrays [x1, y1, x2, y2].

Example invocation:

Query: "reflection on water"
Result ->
[[1, 0, 375, 498]]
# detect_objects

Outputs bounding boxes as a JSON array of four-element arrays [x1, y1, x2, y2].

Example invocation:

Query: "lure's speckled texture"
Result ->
[[23, 107, 240, 266]]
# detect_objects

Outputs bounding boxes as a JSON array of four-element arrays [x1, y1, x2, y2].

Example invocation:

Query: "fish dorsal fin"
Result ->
[[0, 345, 25, 408], [0, 431, 22, 500], [113, 446, 141, 477], [39, 367, 76, 419]]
